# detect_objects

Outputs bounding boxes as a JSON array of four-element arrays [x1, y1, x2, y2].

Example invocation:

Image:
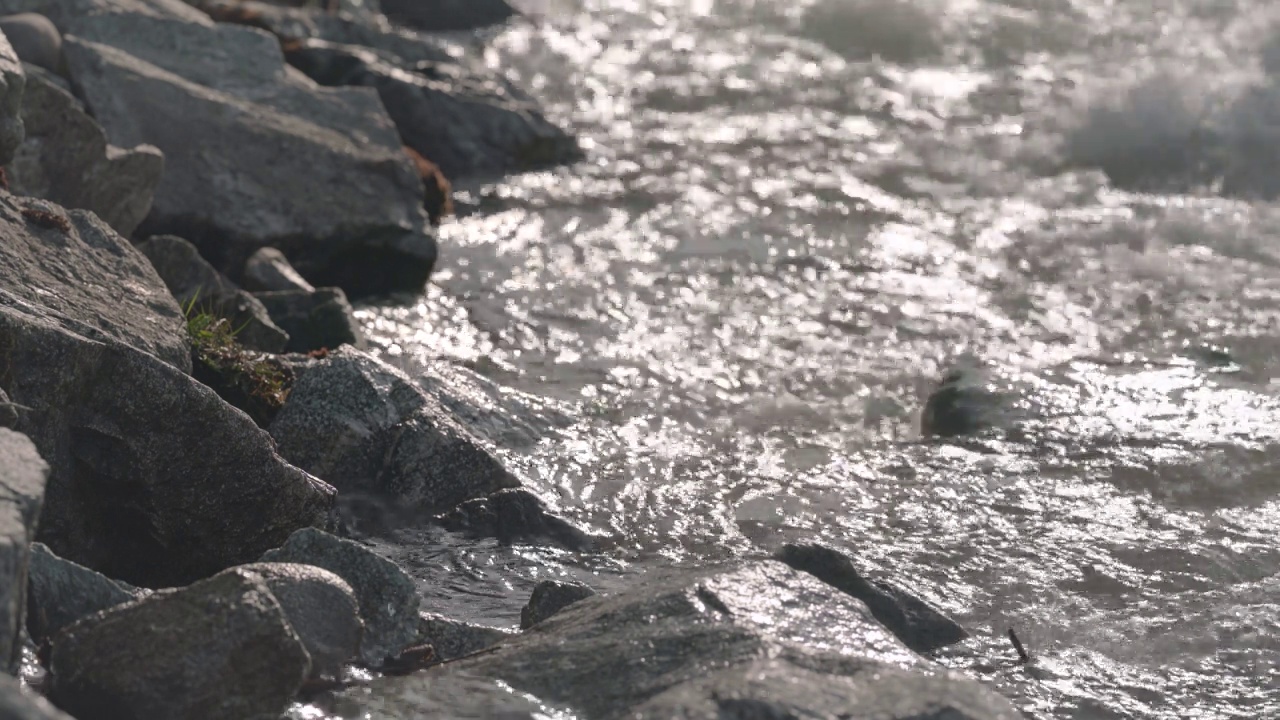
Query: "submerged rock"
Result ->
[[253, 287, 362, 353], [434, 488, 593, 551], [229, 563, 363, 680], [920, 363, 1015, 437], [378, 0, 515, 32], [0, 673, 72, 719], [775, 543, 968, 653], [0, 198, 335, 587], [62, 13, 437, 297], [261, 528, 418, 667], [25, 542, 142, 647], [284, 38, 582, 180], [270, 346, 519, 513], [0, 13, 61, 73], [519, 580, 595, 630], [242, 246, 315, 293], [315, 562, 1020, 719], [48, 569, 310, 720], [7, 63, 162, 238], [415, 612, 514, 662], [0, 429, 47, 673], [137, 235, 288, 353]]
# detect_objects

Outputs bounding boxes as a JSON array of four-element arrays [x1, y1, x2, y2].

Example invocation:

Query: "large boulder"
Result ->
[[378, 0, 515, 32], [311, 562, 1021, 719], [48, 569, 311, 720], [0, 673, 73, 719], [0, 16, 24, 166], [137, 235, 288, 353], [285, 38, 581, 180], [269, 346, 519, 513], [25, 542, 143, 647], [261, 527, 418, 667], [0, 198, 335, 586], [7, 63, 163, 238], [0, 429, 47, 673], [253, 287, 362, 353], [61, 13, 437, 297]]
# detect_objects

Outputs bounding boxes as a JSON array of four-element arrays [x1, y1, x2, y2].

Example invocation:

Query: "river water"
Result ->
[[356, 1, 1280, 717]]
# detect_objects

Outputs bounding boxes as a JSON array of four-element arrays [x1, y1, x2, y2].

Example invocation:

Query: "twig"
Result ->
[[1007, 627, 1030, 664]]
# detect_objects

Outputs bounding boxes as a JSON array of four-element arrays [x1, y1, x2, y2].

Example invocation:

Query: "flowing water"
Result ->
[[356, 1, 1280, 717]]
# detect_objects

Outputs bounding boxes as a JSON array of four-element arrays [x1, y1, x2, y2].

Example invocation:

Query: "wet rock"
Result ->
[[774, 543, 968, 653], [0, 13, 60, 72], [253, 287, 362, 353], [920, 363, 1014, 437], [0, 17, 24, 166], [415, 612, 514, 662], [230, 563, 363, 680], [48, 569, 310, 720], [261, 527, 418, 667], [434, 488, 593, 551], [0, 673, 72, 719], [0, 429, 47, 673], [137, 235, 288, 353], [62, 13, 437, 298], [378, 0, 515, 32], [0, 198, 335, 587], [284, 38, 582, 180], [314, 562, 1020, 719], [8, 64, 162, 238], [242, 246, 315, 293], [25, 542, 142, 646], [269, 346, 519, 513], [418, 361, 573, 449], [519, 580, 595, 630]]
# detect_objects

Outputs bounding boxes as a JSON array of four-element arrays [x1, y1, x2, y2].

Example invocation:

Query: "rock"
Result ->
[[0, 13, 60, 72], [0, 0, 208, 31], [230, 563, 363, 680], [313, 562, 1021, 719], [261, 527, 419, 667], [269, 346, 519, 513], [774, 543, 968, 654], [61, 13, 438, 298], [0, 429, 47, 673], [7, 63, 162, 238], [415, 612, 513, 662], [0, 198, 336, 587], [0, 18, 24, 166], [0, 673, 73, 719], [519, 580, 594, 630], [48, 569, 311, 720], [284, 38, 582, 180], [25, 542, 143, 646], [253, 287, 362, 353], [137, 235, 288, 353], [0, 387, 18, 428], [378, 0, 515, 32], [242, 246, 315, 293], [434, 488, 593, 551], [417, 361, 573, 450], [920, 362, 1015, 437], [402, 145, 452, 225]]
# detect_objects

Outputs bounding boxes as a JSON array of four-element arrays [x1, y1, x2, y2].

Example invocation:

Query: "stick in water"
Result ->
[[1007, 627, 1030, 664]]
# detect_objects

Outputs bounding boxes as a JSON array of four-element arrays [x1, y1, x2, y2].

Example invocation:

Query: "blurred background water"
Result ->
[[357, 1, 1280, 717]]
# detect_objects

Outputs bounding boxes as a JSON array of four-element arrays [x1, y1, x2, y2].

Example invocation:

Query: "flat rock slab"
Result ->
[[62, 13, 437, 297], [311, 561, 1020, 719], [0, 429, 48, 672], [49, 569, 310, 720]]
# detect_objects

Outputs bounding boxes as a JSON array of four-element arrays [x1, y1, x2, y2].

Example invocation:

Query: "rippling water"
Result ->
[[357, 1, 1280, 717]]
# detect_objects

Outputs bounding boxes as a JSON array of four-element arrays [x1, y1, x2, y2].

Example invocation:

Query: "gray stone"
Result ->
[[261, 527, 418, 667], [418, 361, 573, 450], [920, 362, 1017, 438], [0, 429, 47, 673], [228, 563, 363, 680], [0, 672, 73, 719], [0, 197, 336, 587], [7, 63, 162, 238], [242, 246, 315, 293], [26, 542, 142, 646], [0, 0, 207, 31], [314, 562, 1021, 720], [434, 488, 593, 551], [61, 13, 438, 298], [0, 13, 60, 73], [378, 0, 515, 32], [269, 346, 519, 513], [253, 288, 362, 353], [48, 569, 311, 720], [415, 612, 513, 662], [775, 543, 968, 654], [519, 580, 594, 630], [285, 38, 582, 180], [0, 18, 24, 166], [137, 235, 288, 353]]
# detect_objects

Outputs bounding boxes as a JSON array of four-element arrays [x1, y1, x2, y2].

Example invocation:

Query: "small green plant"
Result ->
[[184, 293, 292, 425]]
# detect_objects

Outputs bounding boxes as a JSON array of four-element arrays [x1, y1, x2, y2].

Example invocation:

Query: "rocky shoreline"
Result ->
[[0, 1, 1023, 718]]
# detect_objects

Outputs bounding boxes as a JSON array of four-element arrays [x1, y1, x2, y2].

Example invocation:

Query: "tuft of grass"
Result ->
[[184, 296, 292, 425]]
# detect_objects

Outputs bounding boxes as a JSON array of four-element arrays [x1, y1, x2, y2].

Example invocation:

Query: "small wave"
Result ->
[[799, 0, 951, 63]]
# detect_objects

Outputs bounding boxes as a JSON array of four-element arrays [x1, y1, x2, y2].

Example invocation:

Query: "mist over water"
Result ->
[[357, 1, 1280, 717]]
